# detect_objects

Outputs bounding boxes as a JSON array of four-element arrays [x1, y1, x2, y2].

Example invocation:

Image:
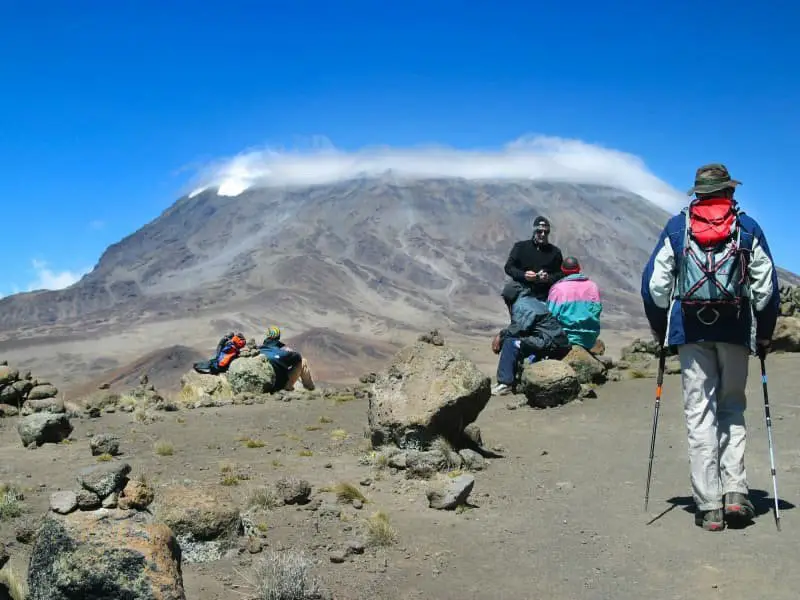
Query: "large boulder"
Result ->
[[28, 511, 186, 600], [17, 413, 73, 447], [772, 316, 800, 352], [519, 360, 580, 408], [368, 340, 491, 448], [226, 355, 276, 394], [154, 484, 242, 563], [178, 371, 232, 402], [563, 345, 607, 384]]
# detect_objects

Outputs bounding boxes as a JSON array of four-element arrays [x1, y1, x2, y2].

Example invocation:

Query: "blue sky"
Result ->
[[1, 0, 798, 296]]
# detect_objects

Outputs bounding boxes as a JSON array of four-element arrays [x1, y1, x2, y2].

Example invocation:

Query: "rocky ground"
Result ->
[[0, 331, 799, 599]]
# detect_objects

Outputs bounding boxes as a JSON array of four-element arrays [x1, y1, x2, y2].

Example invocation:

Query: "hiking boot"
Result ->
[[724, 492, 755, 523], [695, 509, 725, 531], [491, 383, 512, 396]]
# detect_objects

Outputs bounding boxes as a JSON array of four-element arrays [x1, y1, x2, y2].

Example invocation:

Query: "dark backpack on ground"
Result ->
[[675, 198, 752, 325]]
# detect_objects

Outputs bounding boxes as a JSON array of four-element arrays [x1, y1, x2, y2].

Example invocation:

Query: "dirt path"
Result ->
[[1, 352, 798, 599]]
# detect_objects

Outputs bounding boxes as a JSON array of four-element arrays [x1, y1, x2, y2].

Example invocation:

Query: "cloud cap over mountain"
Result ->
[[189, 135, 685, 212]]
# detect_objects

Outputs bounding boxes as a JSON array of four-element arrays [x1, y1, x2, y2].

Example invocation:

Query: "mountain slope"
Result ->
[[1, 177, 797, 389]]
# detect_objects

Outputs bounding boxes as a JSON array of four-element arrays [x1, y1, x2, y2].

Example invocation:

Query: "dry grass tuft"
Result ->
[[365, 510, 397, 547], [153, 440, 174, 456], [333, 482, 367, 504]]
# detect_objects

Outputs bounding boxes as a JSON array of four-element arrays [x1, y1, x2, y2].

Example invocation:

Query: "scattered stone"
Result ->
[[28, 384, 59, 401], [579, 385, 598, 399], [418, 329, 445, 346], [427, 474, 475, 510], [462, 423, 483, 447], [368, 340, 491, 448], [101, 492, 119, 508], [458, 448, 486, 471], [18, 413, 73, 447], [329, 550, 348, 563], [773, 315, 800, 352], [352, 499, 363, 510], [77, 462, 131, 499], [75, 489, 102, 510], [28, 511, 187, 600], [156, 484, 242, 542], [118, 478, 155, 510], [89, 433, 121, 457], [49, 491, 78, 515], [345, 540, 365, 555], [274, 477, 312, 505], [519, 360, 581, 408]]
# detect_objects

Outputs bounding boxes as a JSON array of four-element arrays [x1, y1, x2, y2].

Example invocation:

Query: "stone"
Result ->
[[590, 338, 606, 356], [49, 491, 78, 515], [28, 384, 59, 401], [28, 511, 186, 600], [0, 366, 18, 386], [563, 345, 607, 384], [77, 462, 132, 498], [458, 448, 486, 471], [368, 341, 491, 448], [178, 371, 232, 402], [519, 360, 581, 408], [0, 386, 21, 407], [17, 413, 73, 447], [772, 316, 800, 353], [155, 484, 241, 542], [274, 477, 312, 505], [75, 489, 102, 510], [426, 474, 475, 510], [118, 479, 155, 510], [226, 355, 276, 395], [21, 397, 65, 416], [90, 434, 121, 457]]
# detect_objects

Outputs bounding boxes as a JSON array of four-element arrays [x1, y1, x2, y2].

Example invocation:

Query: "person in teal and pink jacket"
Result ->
[[546, 256, 602, 350]]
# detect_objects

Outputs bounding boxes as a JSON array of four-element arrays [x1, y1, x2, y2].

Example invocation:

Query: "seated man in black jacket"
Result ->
[[258, 326, 315, 391], [502, 216, 565, 308]]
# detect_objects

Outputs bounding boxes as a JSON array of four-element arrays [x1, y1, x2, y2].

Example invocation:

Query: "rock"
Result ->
[[90, 434, 121, 456], [458, 448, 486, 471], [102, 492, 119, 508], [75, 489, 102, 510], [329, 550, 348, 563], [155, 484, 241, 542], [119, 479, 155, 510], [563, 346, 607, 384], [21, 397, 65, 416], [418, 329, 445, 346], [28, 384, 59, 401], [772, 316, 800, 352], [0, 404, 18, 417], [77, 462, 132, 498], [179, 371, 232, 401], [0, 366, 18, 386], [345, 540, 365, 555], [426, 474, 475, 510], [12, 379, 34, 397], [226, 355, 276, 395], [579, 385, 598, 399], [368, 341, 491, 448], [0, 543, 8, 568], [28, 511, 186, 600], [17, 413, 73, 447], [519, 360, 581, 408], [590, 338, 606, 356], [462, 423, 483, 447], [50, 491, 78, 515], [274, 477, 312, 505], [0, 386, 21, 407], [82, 390, 121, 412]]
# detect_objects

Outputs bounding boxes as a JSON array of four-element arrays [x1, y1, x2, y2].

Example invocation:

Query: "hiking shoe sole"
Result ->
[[695, 510, 725, 532]]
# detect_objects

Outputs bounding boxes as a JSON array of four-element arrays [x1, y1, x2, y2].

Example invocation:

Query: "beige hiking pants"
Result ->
[[286, 358, 315, 391], [678, 341, 750, 511]]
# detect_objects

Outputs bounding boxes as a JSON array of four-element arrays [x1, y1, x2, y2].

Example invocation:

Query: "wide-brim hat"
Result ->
[[686, 163, 742, 196]]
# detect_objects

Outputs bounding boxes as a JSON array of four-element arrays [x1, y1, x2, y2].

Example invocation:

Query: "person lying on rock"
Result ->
[[546, 256, 603, 350], [490, 287, 571, 396], [192, 332, 247, 375], [258, 326, 316, 391], [501, 215, 565, 310]]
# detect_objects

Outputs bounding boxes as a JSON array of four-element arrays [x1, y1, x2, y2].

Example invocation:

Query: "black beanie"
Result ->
[[533, 216, 550, 228]]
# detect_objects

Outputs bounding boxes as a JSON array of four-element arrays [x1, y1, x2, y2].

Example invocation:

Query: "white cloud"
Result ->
[[27, 259, 90, 292], [187, 134, 685, 211]]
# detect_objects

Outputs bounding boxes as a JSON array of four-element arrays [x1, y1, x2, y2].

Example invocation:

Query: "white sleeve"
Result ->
[[648, 235, 676, 309]]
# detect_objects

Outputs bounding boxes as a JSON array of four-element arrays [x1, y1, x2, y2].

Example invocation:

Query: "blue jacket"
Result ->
[[546, 274, 602, 349], [502, 295, 570, 350], [641, 209, 779, 351]]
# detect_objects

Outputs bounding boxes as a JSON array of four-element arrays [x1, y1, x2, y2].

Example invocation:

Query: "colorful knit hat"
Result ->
[[265, 326, 281, 340]]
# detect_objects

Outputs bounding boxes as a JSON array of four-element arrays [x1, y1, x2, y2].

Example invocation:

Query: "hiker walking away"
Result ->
[[491, 286, 571, 396], [258, 326, 316, 391], [502, 216, 565, 308], [547, 256, 603, 350], [641, 163, 780, 531]]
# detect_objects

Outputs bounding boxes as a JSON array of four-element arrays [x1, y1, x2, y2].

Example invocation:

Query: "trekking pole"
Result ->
[[644, 344, 667, 512], [758, 347, 781, 531]]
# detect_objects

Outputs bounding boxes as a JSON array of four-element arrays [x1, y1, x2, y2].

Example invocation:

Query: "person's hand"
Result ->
[[491, 334, 501, 354], [756, 338, 771, 358], [536, 270, 549, 281], [524, 270, 537, 281], [650, 328, 666, 346]]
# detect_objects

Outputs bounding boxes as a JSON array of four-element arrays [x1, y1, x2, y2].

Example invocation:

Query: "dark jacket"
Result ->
[[504, 239, 565, 299], [501, 294, 571, 356], [641, 209, 779, 351], [258, 339, 302, 389]]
